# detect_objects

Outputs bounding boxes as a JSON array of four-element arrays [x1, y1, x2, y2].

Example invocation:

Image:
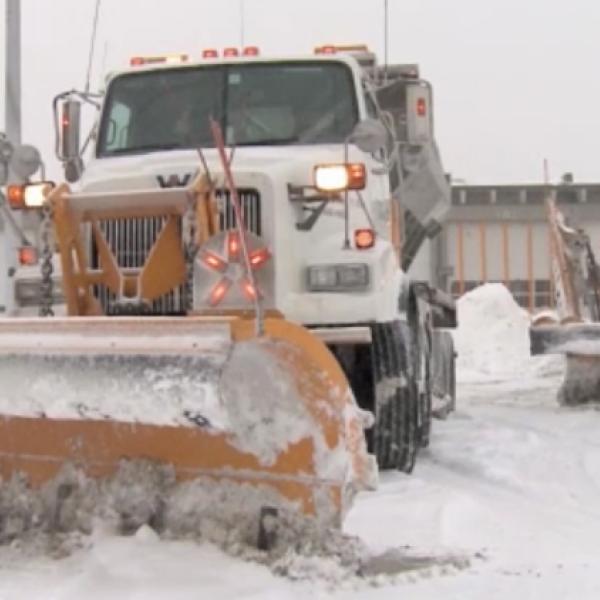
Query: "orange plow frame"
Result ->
[[48, 173, 219, 316]]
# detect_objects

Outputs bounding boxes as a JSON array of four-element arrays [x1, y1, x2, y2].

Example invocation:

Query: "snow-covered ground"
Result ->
[[3, 284, 600, 599]]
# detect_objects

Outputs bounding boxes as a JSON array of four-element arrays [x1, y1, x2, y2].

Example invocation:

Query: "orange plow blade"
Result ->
[[0, 317, 376, 539]]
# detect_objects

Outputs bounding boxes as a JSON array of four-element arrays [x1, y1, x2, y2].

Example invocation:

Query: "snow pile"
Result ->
[[453, 283, 560, 382]]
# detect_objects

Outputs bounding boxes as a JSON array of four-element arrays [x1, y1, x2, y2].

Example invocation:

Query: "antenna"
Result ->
[[84, 0, 102, 94], [383, 0, 389, 81], [239, 0, 245, 47]]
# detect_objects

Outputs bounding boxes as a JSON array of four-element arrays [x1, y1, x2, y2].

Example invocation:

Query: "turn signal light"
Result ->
[[7, 185, 25, 209], [314, 163, 366, 192], [417, 97, 427, 117], [18, 246, 38, 266], [355, 228, 376, 249]]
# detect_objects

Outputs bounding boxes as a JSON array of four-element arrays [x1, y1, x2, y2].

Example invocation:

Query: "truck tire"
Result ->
[[372, 321, 419, 473]]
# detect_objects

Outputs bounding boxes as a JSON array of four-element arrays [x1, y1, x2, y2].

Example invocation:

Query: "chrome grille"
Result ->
[[92, 216, 183, 315], [217, 188, 262, 236], [91, 188, 261, 314]]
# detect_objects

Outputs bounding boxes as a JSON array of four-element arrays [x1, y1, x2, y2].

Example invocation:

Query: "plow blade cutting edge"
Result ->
[[0, 317, 376, 533]]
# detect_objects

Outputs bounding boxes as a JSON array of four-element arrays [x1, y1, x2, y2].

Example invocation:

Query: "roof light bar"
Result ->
[[129, 54, 188, 67], [314, 44, 370, 55]]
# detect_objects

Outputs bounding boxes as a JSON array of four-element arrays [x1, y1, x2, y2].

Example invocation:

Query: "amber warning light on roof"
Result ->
[[314, 44, 370, 55], [130, 54, 188, 67]]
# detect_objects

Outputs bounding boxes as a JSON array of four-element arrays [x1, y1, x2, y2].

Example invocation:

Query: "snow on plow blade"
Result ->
[[0, 317, 376, 534]]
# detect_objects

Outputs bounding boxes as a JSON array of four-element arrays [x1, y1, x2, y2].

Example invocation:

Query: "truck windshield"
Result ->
[[97, 61, 358, 156]]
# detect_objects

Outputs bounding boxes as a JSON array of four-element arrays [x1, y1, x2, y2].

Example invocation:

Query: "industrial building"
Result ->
[[412, 182, 600, 311]]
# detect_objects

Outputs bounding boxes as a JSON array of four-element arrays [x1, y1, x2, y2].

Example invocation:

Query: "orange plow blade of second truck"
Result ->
[[0, 317, 376, 536]]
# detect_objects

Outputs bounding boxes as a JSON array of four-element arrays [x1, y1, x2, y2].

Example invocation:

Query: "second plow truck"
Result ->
[[0, 45, 455, 543]]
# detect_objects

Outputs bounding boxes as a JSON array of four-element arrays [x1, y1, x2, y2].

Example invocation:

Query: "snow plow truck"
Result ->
[[0, 44, 455, 538]]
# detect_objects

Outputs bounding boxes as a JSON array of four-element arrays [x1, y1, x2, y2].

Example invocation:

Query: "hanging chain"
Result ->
[[182, 194, 198, 313], [39, 203, 55, 317]]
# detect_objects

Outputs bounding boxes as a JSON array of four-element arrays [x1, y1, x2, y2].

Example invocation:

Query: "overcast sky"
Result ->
[[2, 0, 600, 183]]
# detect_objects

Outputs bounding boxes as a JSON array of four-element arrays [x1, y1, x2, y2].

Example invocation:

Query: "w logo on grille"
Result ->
[[156, 173, 192, 188]]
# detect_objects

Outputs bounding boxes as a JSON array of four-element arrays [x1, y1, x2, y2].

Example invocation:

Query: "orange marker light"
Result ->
[[209, 278, 232, 306], [227, 231, 241, 261], [347, 163, 366, 190], [18, 246, 38, 266], [202, 49, 219, 58], [7, 185, 25, 209], [249, 247, 271, 270], [200, 251, 228, 272], [355, 228, 376, 249], [243, 46, 260, 56], [417, 97, 427, 117], [240, 278, 259, 301], [223, 47, 239, 57], [315, 45, 336, 55]]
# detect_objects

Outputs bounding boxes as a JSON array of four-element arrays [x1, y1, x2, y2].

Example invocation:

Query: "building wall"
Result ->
[[433, 184, 600, 311]]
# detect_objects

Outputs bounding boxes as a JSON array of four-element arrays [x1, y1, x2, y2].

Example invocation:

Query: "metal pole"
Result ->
[[383, 0, 389, 81], [1, 0, 22, 316], [5, 0, 21, 152]]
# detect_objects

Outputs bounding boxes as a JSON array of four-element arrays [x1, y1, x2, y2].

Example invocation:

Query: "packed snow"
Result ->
[[4, 283, 600, 598]]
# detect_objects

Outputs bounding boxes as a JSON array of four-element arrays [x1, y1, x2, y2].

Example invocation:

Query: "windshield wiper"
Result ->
[[105, 142, 190, 155], [236, 136, 298, 147]]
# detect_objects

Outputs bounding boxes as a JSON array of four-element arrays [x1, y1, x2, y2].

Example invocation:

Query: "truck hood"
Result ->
[[79, 145, 356, 192]]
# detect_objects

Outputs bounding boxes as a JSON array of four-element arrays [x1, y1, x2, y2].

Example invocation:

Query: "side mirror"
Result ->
[[348, 119, 388, 154], [60, 99, 81, 160], [60, 99, 83, 183]]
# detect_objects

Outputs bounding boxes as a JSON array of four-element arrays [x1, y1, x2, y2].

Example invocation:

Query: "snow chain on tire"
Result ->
[[372, 321, 420, 473]]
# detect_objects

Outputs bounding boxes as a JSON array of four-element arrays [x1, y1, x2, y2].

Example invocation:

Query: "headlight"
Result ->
[[313, 163, 366, 192], [307, 264, 370, 292], [24, 182, 54, 208]]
